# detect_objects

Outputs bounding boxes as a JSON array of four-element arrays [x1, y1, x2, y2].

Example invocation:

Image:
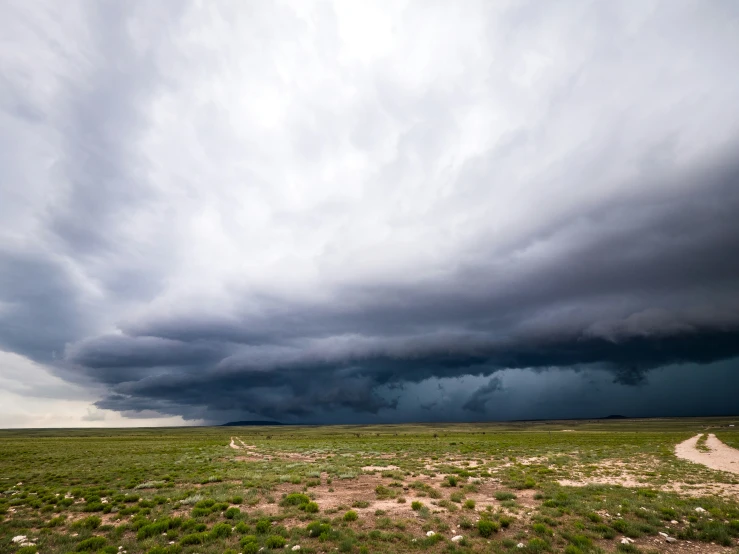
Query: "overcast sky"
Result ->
[[2, 0, 738, 427]]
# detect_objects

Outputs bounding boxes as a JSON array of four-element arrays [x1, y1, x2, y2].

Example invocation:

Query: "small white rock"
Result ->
[[659, 532, 668, 538], [12, 536, 28, 544], [451, 535, 463, 542], [426, 531, 435, 537], [671, 520, 678, 524], [292, 546, 301, 551], [695, 507, 706, 513], [516, 543, 524, 548]]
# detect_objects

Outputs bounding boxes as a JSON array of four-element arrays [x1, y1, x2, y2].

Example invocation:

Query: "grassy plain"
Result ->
[[1, 418, 739, 554]]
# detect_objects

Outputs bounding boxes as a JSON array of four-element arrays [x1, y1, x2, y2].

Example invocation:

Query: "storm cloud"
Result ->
[[2, 0, 739, 425]]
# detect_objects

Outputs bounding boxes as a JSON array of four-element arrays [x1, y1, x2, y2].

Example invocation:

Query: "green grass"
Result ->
[[1, 417, 738, 554]]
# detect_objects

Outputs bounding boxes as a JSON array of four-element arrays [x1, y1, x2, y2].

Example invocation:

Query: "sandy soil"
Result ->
[[675, 433, 739, 475]]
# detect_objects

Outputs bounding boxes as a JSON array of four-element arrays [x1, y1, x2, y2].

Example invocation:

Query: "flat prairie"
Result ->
[[1, 418, 738, 554]]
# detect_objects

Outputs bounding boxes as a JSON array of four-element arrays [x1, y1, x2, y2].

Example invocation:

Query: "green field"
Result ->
[[2, 418, 738, 554]]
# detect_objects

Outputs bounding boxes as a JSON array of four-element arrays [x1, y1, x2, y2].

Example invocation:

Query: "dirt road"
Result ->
[[674, 433, 739, 475]]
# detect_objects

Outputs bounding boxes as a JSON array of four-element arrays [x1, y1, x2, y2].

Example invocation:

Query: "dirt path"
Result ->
[[674, 433, 739, 474], [229, 437, 240, 449]]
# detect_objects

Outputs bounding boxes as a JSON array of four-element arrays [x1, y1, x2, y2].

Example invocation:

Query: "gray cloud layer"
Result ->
[[2, 1, 739, 424]]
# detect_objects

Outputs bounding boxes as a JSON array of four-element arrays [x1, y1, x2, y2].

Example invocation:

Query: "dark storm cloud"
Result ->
[[3, 1, 739, 425], [81, 157, 739, 420], [462, 378, 504, 413]]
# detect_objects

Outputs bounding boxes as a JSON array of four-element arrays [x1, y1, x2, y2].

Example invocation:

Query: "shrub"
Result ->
[[84, 501, 104, 512], [18, 547, 37, 554], [242, 543, 259, 554], [240, 535, 259, 548], [302, 502, 319, 513], [48, 515, 66, 527], [180, 533, 205, 545], [307, 521, 331, 537], [235, 521, 250, 533], [352, 500, 370, 508], [495, 491, 516, 501], [446, 475, 459, 487], [344, 510, 358, 521], [478, 519, 499, 537], [138, 521, 170, 540], [266, 535, 286, 548], [375, 485, 392, 499], [74, 515, 102, 530], [210, 522, 232, 539], [225, 507, 240, 519], [280, 493, 311, 507], [464, 499, 476, 510], [527, 538, 549, 552], [499, 515, 514, 528], [256, 519, 271, 534], [231, 496, 243, 504], [411, 501, 422, 511], [76, 537, 107, 552], [191, 507, 210, 517]]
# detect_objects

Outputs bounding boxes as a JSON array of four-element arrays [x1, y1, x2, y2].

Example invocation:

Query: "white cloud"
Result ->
[[0, 351, 198, 428]]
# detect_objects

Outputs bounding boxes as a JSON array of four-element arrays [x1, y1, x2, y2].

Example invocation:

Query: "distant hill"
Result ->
[[220, 420, 283, 427], [602, 415, 628, 419]]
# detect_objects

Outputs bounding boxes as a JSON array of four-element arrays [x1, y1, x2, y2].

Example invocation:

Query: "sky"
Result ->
[[1, 0, 739, 428]]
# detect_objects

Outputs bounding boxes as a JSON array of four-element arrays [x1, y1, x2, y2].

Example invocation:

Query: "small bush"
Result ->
[[375, 485, 392, 499], [180, 533, 205, 545], [76, 537, 107, 552], [411, 501, 422, 511], [242, 543, 259, 554], [240, 535, 259, 548], [344, 510, 358, 521], [235, 521, 250, 533], [48, 515, 66, 527], [138, 521, 170, 540], [464, 499, 476, 510], [231, 496, 243, 504], [225, 507, 240, 519], [446, 475, 459, 487], [256, 519, 271, 534], [478, 519, 499, 537], [265, 535, 286, 548], [74, 515, 102, 530], [191, 507, 211, 517], [307, 521, 331, 537], [301, 502, 319, 513], [210, 522, 232, 539], [352, 500, 370, 508], [527, 538, 549, 552], [281, 493, 311, 507], [495, 491, 516, 501]]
